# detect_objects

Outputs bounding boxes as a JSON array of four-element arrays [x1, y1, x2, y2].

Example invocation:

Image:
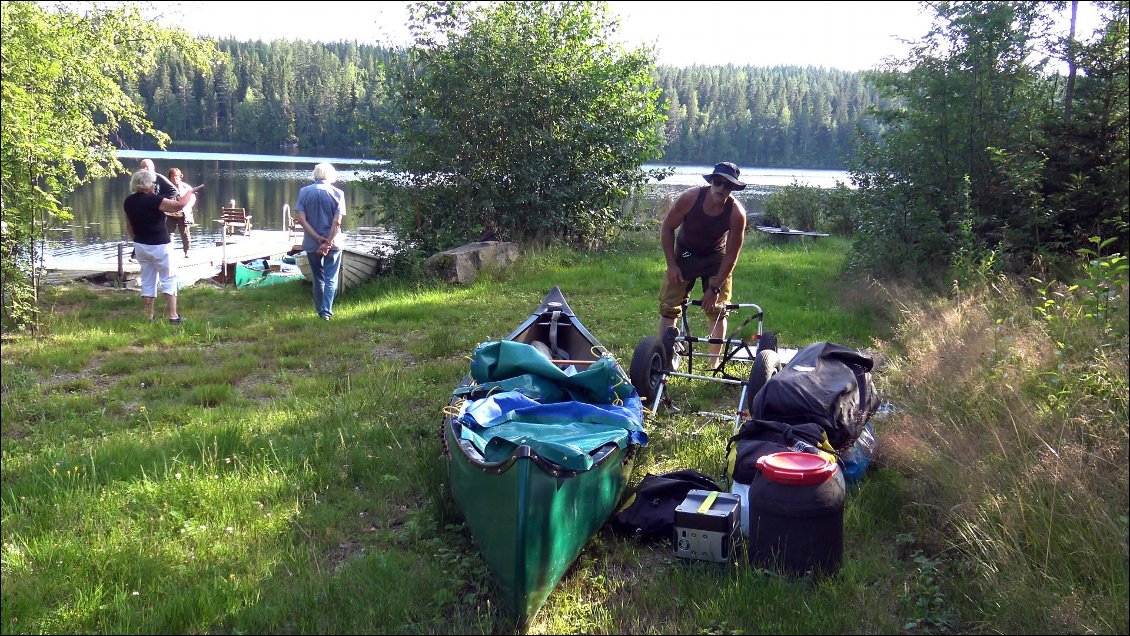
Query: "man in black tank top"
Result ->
[[656, 162, 748, 369]]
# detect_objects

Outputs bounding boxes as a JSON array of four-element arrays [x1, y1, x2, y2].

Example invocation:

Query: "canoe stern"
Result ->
[[444, 421, 634, 622]]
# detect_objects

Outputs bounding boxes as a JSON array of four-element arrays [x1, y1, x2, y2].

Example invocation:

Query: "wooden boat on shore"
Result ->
[[756, 225, 830, 240], [441, 287, 647, 624], [293, 246, 382, 294]]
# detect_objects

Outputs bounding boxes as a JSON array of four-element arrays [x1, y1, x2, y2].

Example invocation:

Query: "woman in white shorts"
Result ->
[[123, 169, 202, 323]]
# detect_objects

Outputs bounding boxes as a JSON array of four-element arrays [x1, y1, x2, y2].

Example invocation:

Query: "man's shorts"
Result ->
[[659, 251, 731, 319]]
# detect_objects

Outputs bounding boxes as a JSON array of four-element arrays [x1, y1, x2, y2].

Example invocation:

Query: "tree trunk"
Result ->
[[1064, 0, 1079, 122]]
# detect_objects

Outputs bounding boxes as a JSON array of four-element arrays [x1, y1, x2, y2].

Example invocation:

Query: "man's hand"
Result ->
[[665, 266, 685, 287], [703, 286, 720, 314]]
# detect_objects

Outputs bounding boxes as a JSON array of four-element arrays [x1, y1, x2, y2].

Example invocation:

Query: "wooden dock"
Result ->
[[46, 230, 302, 287]]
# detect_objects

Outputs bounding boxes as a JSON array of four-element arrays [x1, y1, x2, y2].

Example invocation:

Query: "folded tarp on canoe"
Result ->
[[452, 340, 647, 471]]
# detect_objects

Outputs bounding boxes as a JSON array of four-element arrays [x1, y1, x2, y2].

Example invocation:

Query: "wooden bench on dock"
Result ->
[[218, 207, 253, 236]]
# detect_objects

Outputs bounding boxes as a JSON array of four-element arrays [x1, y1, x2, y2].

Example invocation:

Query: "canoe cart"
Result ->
[[630, 297, 791, 431], [441, 286, 647, 624]]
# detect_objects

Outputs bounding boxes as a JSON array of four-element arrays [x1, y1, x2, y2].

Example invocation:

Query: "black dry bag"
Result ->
[[611, 469, 722, 537], [750, 341, 880, 451]]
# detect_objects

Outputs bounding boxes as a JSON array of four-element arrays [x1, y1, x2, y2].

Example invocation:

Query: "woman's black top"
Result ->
[[124, 192, 170, 245]]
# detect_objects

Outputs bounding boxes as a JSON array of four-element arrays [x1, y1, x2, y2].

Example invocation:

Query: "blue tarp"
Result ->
[[453, 341, 647, 471]]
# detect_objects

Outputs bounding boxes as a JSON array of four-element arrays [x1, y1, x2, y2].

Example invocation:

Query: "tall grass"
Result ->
[[2, 233, 1126, 634], [874, 272, 1129, 633]]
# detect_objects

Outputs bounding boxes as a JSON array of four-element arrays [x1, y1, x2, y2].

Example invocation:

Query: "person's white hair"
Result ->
[[312, 162, 337, 183], [130, 169, 156, 193]]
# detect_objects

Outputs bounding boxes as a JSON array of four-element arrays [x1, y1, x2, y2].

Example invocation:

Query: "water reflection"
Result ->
[[49, 152, 383, 267], [47, 151, 850, 268]]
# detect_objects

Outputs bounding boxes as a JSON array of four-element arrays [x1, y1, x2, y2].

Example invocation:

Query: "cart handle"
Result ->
[[686, 299, 763, 314]]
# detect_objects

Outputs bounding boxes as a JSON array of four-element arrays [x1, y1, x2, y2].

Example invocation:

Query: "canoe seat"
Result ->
[[218, 207, 253, 236]]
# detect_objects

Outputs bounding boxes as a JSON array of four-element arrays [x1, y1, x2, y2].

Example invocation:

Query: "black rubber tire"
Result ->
[[757, 330, 778, 354], [741, 348, 780, 414], [630, 336, 666, 407]]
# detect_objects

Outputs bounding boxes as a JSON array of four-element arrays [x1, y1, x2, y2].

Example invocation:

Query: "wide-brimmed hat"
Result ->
[[703, 162, 746, 191]]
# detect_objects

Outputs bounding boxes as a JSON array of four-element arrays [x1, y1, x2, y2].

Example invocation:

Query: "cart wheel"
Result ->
[[741, 348, 780, 414], [630, 336, 667, 407], [756, 330, 778, 354]]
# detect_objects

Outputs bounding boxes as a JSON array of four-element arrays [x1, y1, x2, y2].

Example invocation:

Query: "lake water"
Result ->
[[45, 149, 850, 267]]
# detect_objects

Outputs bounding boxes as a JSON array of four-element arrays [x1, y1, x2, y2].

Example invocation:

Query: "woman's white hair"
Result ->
[[130, 169, 155, 193], [312, 162, 337, 183]]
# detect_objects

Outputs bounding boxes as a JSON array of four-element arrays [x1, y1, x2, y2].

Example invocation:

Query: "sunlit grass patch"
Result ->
[[1, 446, 299, 633], [184, 383, 238, 407], [4, 235, 1124, 634]]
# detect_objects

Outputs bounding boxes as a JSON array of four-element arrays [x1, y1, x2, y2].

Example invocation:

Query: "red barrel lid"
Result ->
[[756, 451, 838, 485]]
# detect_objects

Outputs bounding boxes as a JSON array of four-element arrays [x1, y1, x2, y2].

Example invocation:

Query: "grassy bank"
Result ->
[[2, 234, 1126, 634]]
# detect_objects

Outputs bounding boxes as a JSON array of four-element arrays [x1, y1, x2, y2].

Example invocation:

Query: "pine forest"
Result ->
[[122, 39, 882, 168]]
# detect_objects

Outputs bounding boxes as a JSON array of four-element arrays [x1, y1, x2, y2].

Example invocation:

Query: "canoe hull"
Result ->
[[293, 247, 381, 294], [443, 286, 640, 623], [443, 421, 633, 622]]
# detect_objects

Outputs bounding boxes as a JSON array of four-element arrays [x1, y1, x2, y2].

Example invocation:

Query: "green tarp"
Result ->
[[453, 340, 646, 472], [235, 262, 304, 289]]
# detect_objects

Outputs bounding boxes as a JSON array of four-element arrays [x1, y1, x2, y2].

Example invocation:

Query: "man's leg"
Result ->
[[707, 312, 728, 369], [705, 274, 734, 369], [658, 275, 694, 370], [319, 250, 343, 318], [307, 251, 325, 317], [180, 222, 190, 256], [657, 273, 691, 339]]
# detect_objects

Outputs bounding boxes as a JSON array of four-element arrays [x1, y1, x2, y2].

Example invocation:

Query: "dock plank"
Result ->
[[47, 230, 300, 286]]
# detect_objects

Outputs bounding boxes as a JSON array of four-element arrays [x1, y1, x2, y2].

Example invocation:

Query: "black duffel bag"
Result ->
[[726, 419, 830, 484], [750, 342, 880, 451], [610, 469, 722, 537]]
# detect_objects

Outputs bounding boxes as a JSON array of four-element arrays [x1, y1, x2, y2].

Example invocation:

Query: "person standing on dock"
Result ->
[[295, 162, 346, 321], [139, 159, 178, 199], [128, 159, 179, 262], [167, 168, 199, 258], [124, 169, 202, 324]]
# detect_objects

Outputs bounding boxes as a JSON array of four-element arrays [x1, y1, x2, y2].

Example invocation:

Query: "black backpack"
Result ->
[[726, 419, 829, 484], [751, 342, 880, 451], [610, 469, 722, 537]]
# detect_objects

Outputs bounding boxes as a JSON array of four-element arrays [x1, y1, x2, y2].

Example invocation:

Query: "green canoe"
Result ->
[[442, 287, 647, 624]]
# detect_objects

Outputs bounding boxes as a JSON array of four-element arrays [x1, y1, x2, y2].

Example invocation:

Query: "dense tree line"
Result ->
[[849, 0, 1128, 283], [656, 65, 881, 168], [122, 39, 879, 168], [119, 40, 402, 155]]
